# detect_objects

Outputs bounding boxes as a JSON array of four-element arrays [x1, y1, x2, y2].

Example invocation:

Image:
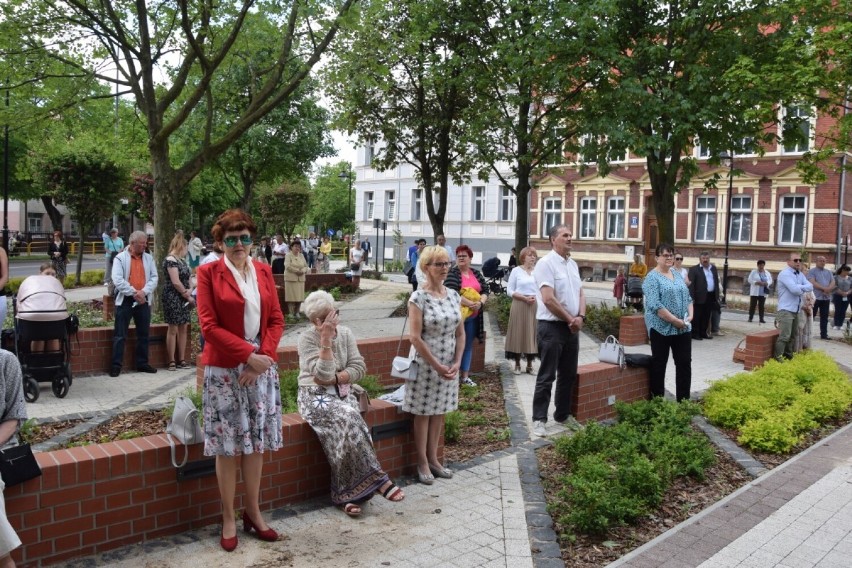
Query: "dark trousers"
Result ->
[[271, 258, 284, 274], [307, 251, 315, 268], [813, 299, 830, 337], [649, 329, 692, 401], [749, 295, 766, 321], [532, 320, 579, 423], [692, 301, 711, 338], [833, 296, 849, 327], [112, 300, 151, 369]]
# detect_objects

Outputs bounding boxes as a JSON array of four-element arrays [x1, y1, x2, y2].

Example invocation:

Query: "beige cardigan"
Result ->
[[283, 251, 307, 282], [297, 325, 366, 387]]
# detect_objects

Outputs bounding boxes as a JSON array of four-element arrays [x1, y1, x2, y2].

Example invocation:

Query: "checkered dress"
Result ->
[[402, 289, 461, 415]]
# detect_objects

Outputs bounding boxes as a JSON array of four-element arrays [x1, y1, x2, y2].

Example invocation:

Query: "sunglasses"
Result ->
[[674, 257, 683, 261], [430, 262, 452, 268], [223, 235, 253, 247], [792, 259, 801, 262]]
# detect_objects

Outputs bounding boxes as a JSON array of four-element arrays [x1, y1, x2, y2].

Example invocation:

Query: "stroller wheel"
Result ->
[[52, 375, 70, 399], [24, 376, 40, 403]]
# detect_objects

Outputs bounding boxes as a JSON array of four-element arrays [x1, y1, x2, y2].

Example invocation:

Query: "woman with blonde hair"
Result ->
[[405, 245, 464, 484], [162, 231, 194, 370]]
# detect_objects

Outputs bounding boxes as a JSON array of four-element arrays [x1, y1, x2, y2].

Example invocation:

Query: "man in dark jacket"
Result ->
[[688, 252, 720, 340]]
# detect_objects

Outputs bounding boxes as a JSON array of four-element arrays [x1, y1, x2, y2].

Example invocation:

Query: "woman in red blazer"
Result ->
[[196, 209, 285, 552]]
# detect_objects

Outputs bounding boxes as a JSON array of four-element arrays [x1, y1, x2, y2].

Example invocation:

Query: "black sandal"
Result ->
[[177, 360, 188, 369]]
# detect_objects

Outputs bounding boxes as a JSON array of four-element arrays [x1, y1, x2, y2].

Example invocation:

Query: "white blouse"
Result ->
[[223, 256, 261, 340], [507, 267, 538, 297]]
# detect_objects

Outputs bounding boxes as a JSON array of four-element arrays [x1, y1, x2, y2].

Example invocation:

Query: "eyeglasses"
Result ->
[[674, 257, 683, 261], [792, 259, 801, 262], [429, 262, 451, 268], [659, 253, 673, 258], [223, 235, 253, 247]]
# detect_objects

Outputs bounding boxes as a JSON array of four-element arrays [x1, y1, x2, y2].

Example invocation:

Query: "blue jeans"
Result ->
[[112, 300, 151, 369], [461, 315, 478, 372]]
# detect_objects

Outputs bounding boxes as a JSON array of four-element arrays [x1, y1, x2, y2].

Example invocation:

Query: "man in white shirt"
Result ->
[[436, 234, 455, 265], [271, 234, 288, 274], [531, 224, 586, 437]]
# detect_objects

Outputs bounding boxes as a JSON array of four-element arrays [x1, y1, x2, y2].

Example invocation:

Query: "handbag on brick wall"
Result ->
[[598, 335, 625, 369], [390, 311, 419, 381], [166, 396, 203, 468], [352, 384, 370, 414], [0, 443, 42, 487]]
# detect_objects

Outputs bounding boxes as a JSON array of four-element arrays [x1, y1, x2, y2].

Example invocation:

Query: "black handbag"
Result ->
[[625, 353, 653, 368], [0, 443, 43, 487]]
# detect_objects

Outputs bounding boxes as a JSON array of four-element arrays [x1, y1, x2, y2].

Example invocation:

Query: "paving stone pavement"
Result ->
[[29, 277, 852, 567]]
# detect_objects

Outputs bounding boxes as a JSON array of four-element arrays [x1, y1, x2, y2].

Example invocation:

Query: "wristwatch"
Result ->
[[579, 315, 586, 321]]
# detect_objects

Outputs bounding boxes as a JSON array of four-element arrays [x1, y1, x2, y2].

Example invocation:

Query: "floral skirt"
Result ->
[[298, 385, 389, 505], [202, 359, 283, 457]]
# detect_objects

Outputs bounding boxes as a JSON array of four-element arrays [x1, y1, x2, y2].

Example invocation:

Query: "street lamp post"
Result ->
[[338, 166, 353, 225], [2, 85, 9, 252], [720, 152, 735, 306]]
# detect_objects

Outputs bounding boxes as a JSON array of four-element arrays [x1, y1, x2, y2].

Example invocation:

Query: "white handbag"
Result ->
[[390, 312, 419, 381], [166, 396, 204, 468], [598, 335, 625, 369]]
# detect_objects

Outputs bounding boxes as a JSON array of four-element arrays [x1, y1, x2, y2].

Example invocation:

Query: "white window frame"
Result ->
[[472, 186, 486, 222], [27, 213, 43, 234], [694, 196, 717, 242], [606, 196, 625, 240], [385, 191, 396, 221], [364, 139, 375, 166], [542, 198, 562, 236], [499, 186, 515, 222], [412, 189, 423, 221], [729, 195, 752, 243], [782, 105, 813, 154], [365, 192, 374, 221], [778, 195, 807, 245], [579, 196, 596, 239]]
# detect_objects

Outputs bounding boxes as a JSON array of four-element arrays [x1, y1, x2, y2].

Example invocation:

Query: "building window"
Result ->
[[542, 198, 561, 236], [472, 186, 485, 221], [364, 139, 375, 166], [365, 192, 374, 220], [783, 105, 812, 153], [606, 196, 625, 240], [694, 196, 716, 242], [27, 213, 43, 234], [412, 189, 423, 221], [499, 186, 514, 222], [779, 195, 806, 245], [579, 197, 596, 239], [729, 195, 752, 243], [385, 191, 396, 221]]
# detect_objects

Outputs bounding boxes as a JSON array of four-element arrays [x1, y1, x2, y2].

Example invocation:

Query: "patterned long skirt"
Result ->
[[52, 258, 67, 282], [298, 385, 389, 505], [202, 359, 283, 456]]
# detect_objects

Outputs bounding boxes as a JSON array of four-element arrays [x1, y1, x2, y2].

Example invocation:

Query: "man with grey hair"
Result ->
[[687, 251, 720, 340], [436, 234, 455, 265], [807, 255, 835, 340], [110, 231, 158, 377], [531, 224, 586, 437]]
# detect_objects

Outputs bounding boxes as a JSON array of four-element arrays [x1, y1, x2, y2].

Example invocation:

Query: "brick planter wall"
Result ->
[[619, 314, 648, 346], [70, 324, 192, 376], [272, 335, 487, 388], [7, 401, 418, 567], [742, 328, 780, 370], [572, 362, 650, 422]]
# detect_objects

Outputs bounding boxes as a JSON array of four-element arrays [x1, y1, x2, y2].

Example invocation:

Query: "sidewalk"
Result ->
[[37, 278, 852, 567]]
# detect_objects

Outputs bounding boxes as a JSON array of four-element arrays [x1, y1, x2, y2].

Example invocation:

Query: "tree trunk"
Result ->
[[41, 196, 63, 231], [515, 167, 532, 255], [151, 152, 182, 313], [648, 167, 676, 245], [75, 233, 86, 285]]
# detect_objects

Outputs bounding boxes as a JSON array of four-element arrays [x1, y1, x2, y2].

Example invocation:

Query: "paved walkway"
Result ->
[[26, 275, 852, 567]]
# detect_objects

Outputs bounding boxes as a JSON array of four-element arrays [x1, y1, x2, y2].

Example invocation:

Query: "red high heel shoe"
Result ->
[[242, 511, 278, 542], [220, 533, 238, 552]]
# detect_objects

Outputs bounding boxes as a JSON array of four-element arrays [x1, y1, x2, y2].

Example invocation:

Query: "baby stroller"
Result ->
[[481, 257, 506, 295], [625, 275, 644, 312], [13, 275, 73, 402]]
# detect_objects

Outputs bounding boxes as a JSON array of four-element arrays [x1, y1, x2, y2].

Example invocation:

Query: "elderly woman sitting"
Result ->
[[297, 291, 404, 517]]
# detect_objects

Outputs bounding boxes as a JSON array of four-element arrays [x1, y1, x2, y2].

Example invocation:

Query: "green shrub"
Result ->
[[551, 398, 715, 535], [444, 411, 462, 442], [165, 386, 204, 426], [279, 368, 299, 414], [7, 277, 24, 294], [328, 287, 342, 301], [703, 350, 852, 454], [488, 294, 512, 332], [80, 270, 105, 286], [357, 374, 385, 398], [384, 259, 404, 272], [584, 302, 627, 342]]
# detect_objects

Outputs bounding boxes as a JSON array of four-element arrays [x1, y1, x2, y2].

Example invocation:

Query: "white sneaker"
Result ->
[[461, 377, 477, 387], [532, 421, 547, 437]]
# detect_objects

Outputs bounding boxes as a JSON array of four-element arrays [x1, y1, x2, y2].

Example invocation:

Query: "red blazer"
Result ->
[[196, 258, 284, 368]]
